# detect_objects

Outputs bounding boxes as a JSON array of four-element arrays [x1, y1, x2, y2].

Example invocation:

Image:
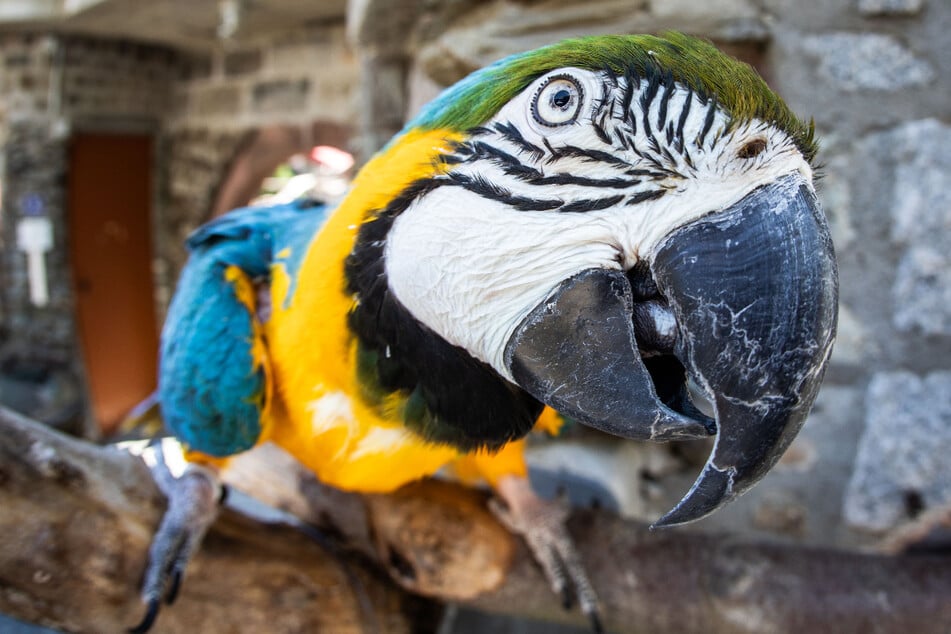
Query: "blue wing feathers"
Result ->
[[160, 256, 264, 456], [159, 199, 330, 457]]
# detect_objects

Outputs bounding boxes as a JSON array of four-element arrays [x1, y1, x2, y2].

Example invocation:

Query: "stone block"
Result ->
[[801, 32, 934, 91], [347, 0, 425, 53], [844, 371, 951, 532], [893, 247, 951, 336], [224, 48, 262, 76], [753, 490, 807, 537], [883, 119, 951, 336], [252, 78, 310, 114], [889, 119, 951, 250], [268, 25, 351, 74], [815, 155, 855, 250], [181, 54, 213, 80], [650, 0, 759, 24], [857, 0, 924, 16], [191, 83, 243, 117], [832, 304, 877, 365]]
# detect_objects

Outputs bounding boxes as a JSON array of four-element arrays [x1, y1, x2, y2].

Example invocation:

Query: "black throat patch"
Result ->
[[344, 178, 543, 452]]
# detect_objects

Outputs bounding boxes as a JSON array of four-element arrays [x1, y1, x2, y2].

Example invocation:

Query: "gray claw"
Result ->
[[128, 599, 159, 634], [133, 462, 222, 632], [490, 488, 603, 630]]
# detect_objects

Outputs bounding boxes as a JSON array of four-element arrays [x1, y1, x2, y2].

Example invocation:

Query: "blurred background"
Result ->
[[0, 0, 948, 630]]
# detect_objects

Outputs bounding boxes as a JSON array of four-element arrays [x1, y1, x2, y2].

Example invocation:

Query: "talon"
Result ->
[[587, 610, 604, 634], [494, 476, 601, 627], [128, 598, 159, 634], [133, 459, 222, 633], [561, 585, 573, 610], [219, 483, 230, 505], [165, 569, 182, 605]]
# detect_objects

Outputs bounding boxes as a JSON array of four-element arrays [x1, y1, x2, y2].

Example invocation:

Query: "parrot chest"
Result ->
[[262, 218, 460, 492], [265, 385, 459, 492]]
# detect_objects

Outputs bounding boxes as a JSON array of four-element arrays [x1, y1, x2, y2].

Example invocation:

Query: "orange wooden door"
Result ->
[[68, 133, 158, 434]]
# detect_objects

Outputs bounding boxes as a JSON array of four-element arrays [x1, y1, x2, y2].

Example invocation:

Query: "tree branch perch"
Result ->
[[1, 405, 950, 634]]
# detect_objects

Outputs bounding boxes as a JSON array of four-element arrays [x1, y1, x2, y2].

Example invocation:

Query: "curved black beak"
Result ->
[[649, 173, 838, 526], [504, 172, 837, 527]]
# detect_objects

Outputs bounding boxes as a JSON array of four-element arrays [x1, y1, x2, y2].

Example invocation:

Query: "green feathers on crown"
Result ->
[[412, 32, 817, 163]]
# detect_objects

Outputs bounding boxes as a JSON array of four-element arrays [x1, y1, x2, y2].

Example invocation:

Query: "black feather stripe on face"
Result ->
[[344, 178, 543, 451], [443, 110, 679, 212]]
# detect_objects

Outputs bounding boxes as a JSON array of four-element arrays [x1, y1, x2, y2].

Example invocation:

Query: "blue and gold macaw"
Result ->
[[135, 32, 837, 631]]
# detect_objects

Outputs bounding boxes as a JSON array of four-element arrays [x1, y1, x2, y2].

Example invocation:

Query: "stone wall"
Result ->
[[0, 32, 187, 347], [153, 127, 250, 306], [156, 20, 358, 296], [58, 36, 185, 122], [167, 21, 356, 133], [0, 33, 184, 434], [0, 22, 359, 406], [763, 0, 950, 546], [0, 119, 70, 363], [348, 0, 951, 549]]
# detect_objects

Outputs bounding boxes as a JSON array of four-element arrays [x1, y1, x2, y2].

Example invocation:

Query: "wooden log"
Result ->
[[469, 511, 951, 633], [0, 405, 437, 634], [2, 405, 951, 634]]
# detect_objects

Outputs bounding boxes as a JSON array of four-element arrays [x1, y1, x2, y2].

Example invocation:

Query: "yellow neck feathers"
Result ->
[[261, 128, 465, 491]]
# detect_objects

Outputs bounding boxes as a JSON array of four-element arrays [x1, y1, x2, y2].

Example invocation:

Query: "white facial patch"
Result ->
[[386, 187, 622, 379], [384, 67, 813, 381]]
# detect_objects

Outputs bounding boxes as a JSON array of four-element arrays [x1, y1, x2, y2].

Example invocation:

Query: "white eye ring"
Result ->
[[531, 74, 584, 127]]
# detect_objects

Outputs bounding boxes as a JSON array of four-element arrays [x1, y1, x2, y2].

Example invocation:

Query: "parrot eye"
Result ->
[[532, 74, 584, 127], [737, 137, 768, 159]]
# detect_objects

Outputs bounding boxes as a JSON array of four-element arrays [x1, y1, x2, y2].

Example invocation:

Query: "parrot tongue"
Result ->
[[649, 173, 838, 527]]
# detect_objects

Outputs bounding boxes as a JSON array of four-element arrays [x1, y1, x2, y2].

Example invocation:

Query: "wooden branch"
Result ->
[[0, 406, 438, 634], [2, 404, 951, 634]]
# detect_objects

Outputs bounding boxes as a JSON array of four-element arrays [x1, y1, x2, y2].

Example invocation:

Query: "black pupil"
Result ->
[[551, 88, 572, 109]]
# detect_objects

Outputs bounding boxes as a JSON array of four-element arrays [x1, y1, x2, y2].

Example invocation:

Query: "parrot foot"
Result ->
[[130, 452, 223, 634], [491, 476, 603, 633]]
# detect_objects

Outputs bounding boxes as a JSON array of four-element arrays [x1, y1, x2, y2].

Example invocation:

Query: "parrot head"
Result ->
[[346, 33, 837, 527]]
